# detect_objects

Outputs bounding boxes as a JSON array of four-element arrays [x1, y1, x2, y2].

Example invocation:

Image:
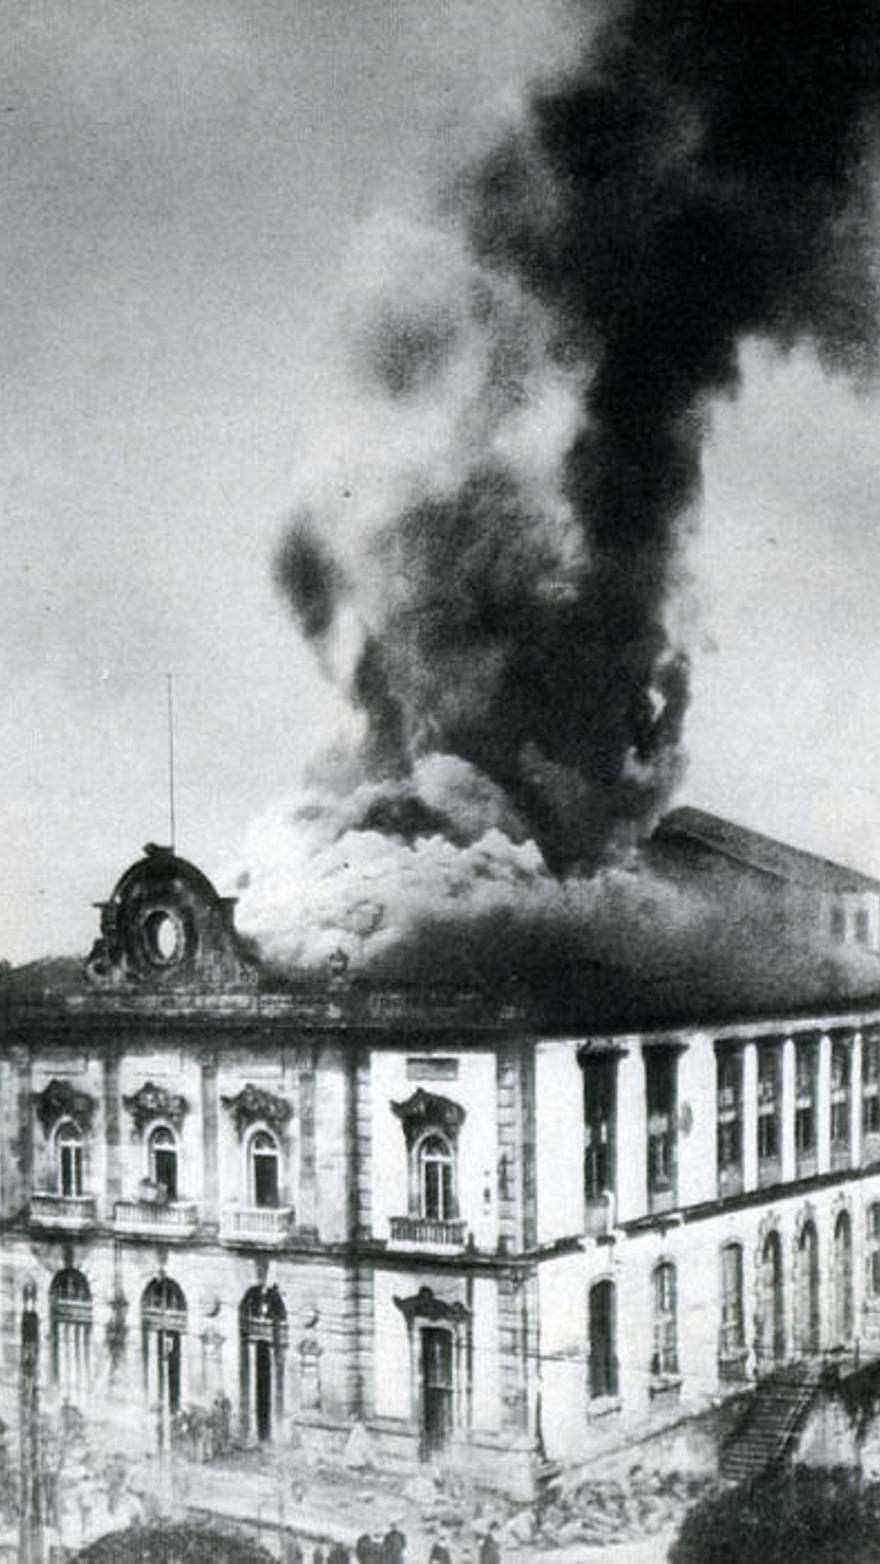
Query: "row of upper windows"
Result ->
[[718, 1035, 880, 1180], [45, 1115, 461, 1224], [47, 1120, 284, 1207], [583, 1037, 880, 1215]]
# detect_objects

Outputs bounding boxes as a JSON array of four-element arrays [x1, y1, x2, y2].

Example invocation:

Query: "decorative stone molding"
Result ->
[[393, 1284, 470, 1327], [122, 1080, 189, 1134], [391, 1089, 466, 1150], [221, 1084, 293, 1139], [33, 1079, 96, 1137]]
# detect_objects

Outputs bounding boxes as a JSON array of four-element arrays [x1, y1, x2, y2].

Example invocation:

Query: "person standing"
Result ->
[[478, 1524, 500, 1564]]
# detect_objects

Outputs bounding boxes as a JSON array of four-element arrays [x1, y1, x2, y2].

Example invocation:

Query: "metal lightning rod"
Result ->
[[166, 672, 177, 852]]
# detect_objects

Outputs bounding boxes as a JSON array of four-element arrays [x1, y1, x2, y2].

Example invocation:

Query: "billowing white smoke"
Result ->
[[228, 752, 703, 977]]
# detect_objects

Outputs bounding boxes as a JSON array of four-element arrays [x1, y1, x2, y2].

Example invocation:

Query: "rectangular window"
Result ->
[[758, 1044, 781, 1173], [864, 1038, 880, 1146], [831, 1040, 851, 1163], [856, 908, 871, 945], [716, 1050, 743, 1192], [795, 1038, 818, 1165], [646, 1051, 677, 1212], [583, 1059, 616, 1207], [830, 904, 847, 941], [59, 1145, 83, 1199]]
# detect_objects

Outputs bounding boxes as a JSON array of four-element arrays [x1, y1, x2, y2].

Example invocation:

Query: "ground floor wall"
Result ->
[[0, 1235, 533, 1494]]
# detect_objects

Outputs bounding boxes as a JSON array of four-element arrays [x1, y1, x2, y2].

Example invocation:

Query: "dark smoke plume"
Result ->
[[273, 3, 880, 876]]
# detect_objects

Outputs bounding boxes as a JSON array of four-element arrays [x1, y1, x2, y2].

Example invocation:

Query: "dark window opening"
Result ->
[[589, 1279, 618, 1401], [795, 1039, 818, 1161], [646, 1051, 677, 1207], [251, 1131, 279, 1209], [758, 1045, 781, 1169], [716, 1051, 743, 1183], [584, 1059, 616, 1205], [149, 1127, 178, 1202]]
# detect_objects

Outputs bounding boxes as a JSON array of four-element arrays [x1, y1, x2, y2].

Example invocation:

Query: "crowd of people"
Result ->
[[286, 1520, 502, 1564]]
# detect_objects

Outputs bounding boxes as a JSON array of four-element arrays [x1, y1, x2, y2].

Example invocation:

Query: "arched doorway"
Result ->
[[239, 1285, 287, 1443], [796, 1221, 820, 1355], [833, 1210, 854, 1345], [50, 1268, 92, 1398], [142, 1277, 187, 1419], [759, 1231, 785, 1370]]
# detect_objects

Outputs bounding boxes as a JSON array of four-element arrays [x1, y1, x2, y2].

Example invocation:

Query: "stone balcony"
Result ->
[[388, 1215, 468, 1252], [220, 1205, 295, 1246], [29, 1192, 97, 1231], [113, 1199, 199, 1238]]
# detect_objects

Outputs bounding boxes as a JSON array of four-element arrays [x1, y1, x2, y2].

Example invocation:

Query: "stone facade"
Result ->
[[4, 843, 880, 1496]]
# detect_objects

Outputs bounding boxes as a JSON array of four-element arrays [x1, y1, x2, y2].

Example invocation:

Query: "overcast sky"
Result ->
[[3, 0, 880, 963]]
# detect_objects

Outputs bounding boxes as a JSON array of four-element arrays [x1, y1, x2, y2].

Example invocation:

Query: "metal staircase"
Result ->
[[720, 1361, 825, 1482]]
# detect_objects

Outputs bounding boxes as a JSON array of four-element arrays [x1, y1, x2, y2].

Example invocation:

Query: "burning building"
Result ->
[[1, 823, 880, 1498], [5, 0, 880, 1513]]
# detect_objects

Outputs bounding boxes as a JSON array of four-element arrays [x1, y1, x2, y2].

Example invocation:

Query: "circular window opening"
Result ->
[[142, 909, 183, 965]]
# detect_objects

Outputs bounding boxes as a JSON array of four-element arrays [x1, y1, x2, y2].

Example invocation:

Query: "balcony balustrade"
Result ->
[[389, 1214, 468, 1250], [220, 1205, 295, 1246], [113, 1199, 199, 1237], [29, 1192, 97, 1230]]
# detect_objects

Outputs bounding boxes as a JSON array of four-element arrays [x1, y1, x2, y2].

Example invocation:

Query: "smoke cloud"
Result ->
[[235, 2, 880, 1002]]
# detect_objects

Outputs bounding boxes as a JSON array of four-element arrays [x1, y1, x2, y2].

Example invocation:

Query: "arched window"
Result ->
[[148, 1126, 178, 1202], [588, 1279, 618, 1400], [652, 1262, 678, 1377], [50, 1269, 91, 1397], [418, 1133, 455, 1221], [240, 1285, 287, 1443], [141, 1276, 187, 1417], [56, 1121, 83, 1198], [249, 1130, 280, 1209], [867, 1203, 880, 1299], [759, 1230, 785, 1370], [834, 1211, 854, 1345], [797, 1221, 820, 1355], [719, 1243, 745, 1377]]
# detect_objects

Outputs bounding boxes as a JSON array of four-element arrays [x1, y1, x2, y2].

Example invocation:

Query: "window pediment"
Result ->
[[393, 1285, 469, 1326], [34, 1079, 96, 1137], [391, 1089, 465, 1149], [221, 1083, 292, 1139], [123, 1081, 189, 1135]]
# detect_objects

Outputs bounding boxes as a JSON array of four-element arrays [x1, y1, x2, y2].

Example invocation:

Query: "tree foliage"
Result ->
[[670, 1469, 880, 1564]]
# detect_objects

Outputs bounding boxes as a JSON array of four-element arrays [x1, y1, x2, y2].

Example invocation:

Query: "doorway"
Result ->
[[255, 1340, 272, 1441], [421, 1327, 453, 1457], [159, 1329, 181, 1415]]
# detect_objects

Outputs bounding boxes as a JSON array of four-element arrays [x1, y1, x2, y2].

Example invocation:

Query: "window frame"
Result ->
[[55, 1119, 84, 1199], [248, 1126, 281, 1209], [147, 1123, 179, 1202], [416, 1131, 457, 1222], [651, 1261, 679, 1381]]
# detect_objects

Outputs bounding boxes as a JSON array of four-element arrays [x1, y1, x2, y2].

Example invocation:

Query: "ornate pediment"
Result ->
[[33, 1079, 96, 1137], [122, 1080, 189, 1134], [391, 1088, 466, 1149], [393, 1285, 470, 1327], [221, 1083, 292, 1139]]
